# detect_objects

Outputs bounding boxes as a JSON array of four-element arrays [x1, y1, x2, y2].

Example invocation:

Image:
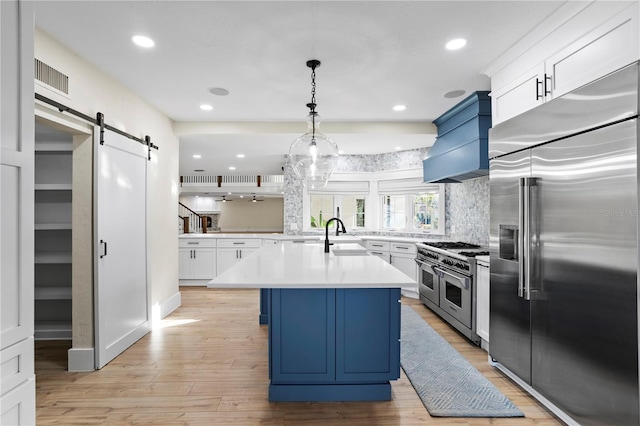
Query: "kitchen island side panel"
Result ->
[[268, 288, 400, 401]]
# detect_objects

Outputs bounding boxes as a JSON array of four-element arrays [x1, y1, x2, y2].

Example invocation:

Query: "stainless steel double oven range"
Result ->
[[415, 242, 488, 345]]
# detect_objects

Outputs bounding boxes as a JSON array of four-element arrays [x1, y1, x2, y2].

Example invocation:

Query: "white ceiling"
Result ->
[[34, 1, 566, 176]]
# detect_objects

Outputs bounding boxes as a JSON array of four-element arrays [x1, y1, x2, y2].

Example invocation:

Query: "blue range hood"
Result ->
[[423, 91, 491, 183]]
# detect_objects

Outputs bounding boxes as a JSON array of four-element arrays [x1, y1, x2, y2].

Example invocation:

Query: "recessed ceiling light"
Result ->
[[193, 154, 201, 159], [200, 104, 213, 111], [228, 192, 232, 195], [195, 195, 199, 198], [393, 105, 407, 112], [228, 166, 236, 170], [446, 38, 467, 50], [240, 195, 244, 198], [338, 150, 345, 155], [132, 35, 155, 48], [444, 89, 466, 99], [236, 154, 245, 158], [209, 87, 230, 96], [395, 146, 402, 151]]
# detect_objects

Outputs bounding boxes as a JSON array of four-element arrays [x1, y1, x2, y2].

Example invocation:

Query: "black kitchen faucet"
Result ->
[[324, 217, 347, 253]]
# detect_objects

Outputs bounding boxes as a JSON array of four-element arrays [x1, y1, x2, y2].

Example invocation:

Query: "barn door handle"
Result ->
[[100, 240, 108, 258]]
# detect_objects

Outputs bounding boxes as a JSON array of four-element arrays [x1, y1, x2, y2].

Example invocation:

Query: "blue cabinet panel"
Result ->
[[268, 287, 401, 401], [270, 289, 335, 383], [259, 288, 269, 324], [336, 288, 401, 382]]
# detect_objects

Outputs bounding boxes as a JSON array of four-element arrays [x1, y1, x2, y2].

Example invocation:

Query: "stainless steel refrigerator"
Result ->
[[489, 62, 639, 426]]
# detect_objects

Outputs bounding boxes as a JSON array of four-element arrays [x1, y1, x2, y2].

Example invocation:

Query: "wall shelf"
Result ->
[[34, 321, 72, 340], [35, 222, 72, 230], [35, 123, 73, 341], [35, 184, 72, 191], [35, 252, 72, 264], [35, 141, 72, 152], [35, 286, 72, 300]]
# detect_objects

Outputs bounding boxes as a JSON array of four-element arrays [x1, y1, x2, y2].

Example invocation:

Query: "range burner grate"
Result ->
[[422, 241, 481, 250], [458, 251, 490, 257]]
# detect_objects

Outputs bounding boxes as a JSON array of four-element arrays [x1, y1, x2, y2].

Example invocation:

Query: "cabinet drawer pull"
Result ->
[[233, 242, 246, 245], [396, 246, 409, 250], [187, 242, 199, 245], [544, 73, 552, 96], [371, 244, 383, 247], [535, 78, 543, 100]]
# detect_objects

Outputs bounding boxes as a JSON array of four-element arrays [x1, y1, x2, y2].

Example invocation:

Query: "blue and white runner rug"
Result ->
[[400, 305, 524, 417]]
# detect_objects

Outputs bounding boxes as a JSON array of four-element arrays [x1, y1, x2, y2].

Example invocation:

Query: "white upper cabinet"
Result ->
[[546, 5, 639, 99], [489, 2, 639, 126], [491, 63, 546, 125]]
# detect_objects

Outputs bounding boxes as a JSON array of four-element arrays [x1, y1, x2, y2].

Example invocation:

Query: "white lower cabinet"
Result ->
[[1, 378, 36, 426], [366, 240, 391, 263], [179, 238, 216, 284], [216, 239, 262, 275], [475, 257, 490, 348], [365, 240, 418, 298], [390, 242, 418, 298]]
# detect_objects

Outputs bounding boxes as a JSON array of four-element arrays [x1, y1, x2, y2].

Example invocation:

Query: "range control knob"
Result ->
[[443, 259, 453, 266], [455, 262, 464, 269]]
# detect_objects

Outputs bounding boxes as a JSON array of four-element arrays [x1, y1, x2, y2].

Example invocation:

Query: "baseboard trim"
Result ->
[[153, 291, 182, 324], [401, 289, 419, 299], [68, 347, 94, 372]]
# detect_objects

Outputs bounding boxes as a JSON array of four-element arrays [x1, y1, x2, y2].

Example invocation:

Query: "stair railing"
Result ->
[[178, 202, 207, 233]]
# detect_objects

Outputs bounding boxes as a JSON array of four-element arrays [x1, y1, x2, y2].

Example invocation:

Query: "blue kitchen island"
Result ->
[[208, 243, 414, 402]]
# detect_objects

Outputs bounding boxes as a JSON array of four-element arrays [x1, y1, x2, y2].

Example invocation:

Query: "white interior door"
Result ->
[[94, 127, 149, 369]]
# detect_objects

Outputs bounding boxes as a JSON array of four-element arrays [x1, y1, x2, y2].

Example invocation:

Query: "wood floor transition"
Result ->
[[35, 287, 563, 425]]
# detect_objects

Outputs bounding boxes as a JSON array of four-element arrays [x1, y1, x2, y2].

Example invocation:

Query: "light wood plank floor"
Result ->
[[35, 287, 563, 425]]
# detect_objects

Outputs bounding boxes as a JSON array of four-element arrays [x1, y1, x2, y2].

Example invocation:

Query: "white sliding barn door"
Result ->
[[94, 127, 149, 369]]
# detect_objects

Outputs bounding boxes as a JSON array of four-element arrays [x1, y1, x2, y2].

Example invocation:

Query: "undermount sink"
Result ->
[[330, 244, 369, 256]]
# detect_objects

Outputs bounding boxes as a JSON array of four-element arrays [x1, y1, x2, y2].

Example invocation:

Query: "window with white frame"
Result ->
[[309, 194, 367, 229], [306, 180, 369, 230], [378, 178, 444, 234]]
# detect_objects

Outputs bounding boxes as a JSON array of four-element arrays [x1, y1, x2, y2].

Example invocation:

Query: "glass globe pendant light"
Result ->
[[288, 59, 339, 187]]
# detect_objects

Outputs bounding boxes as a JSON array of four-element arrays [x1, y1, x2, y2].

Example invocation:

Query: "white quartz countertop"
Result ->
[[179, 233, 272, 239], [179, 233, 431, 244], [476, 255, 490, 265], [360, 236, 427, 244], [208, 243, 415, 289]]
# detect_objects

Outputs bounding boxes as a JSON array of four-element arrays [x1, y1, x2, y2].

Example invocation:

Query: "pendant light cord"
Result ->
[[306, 60, 320, 143], [311, 66, 316, 140]]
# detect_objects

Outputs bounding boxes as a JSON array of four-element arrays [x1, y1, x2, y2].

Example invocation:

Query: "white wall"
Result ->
[[34, 29, 180, 320], [218, 198, 284, 232]]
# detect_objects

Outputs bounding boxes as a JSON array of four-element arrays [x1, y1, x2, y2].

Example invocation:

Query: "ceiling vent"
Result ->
[[35, 58, 69, 95]]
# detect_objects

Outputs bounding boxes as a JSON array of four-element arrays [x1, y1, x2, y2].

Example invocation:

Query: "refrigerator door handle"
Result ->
[[522, 177, 537, 301], [518, 178, 526, 298]]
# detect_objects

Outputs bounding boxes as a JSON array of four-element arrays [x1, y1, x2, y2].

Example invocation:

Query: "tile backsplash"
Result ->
[[284, 148, 489, 245], [445, 176, 489, 246]]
